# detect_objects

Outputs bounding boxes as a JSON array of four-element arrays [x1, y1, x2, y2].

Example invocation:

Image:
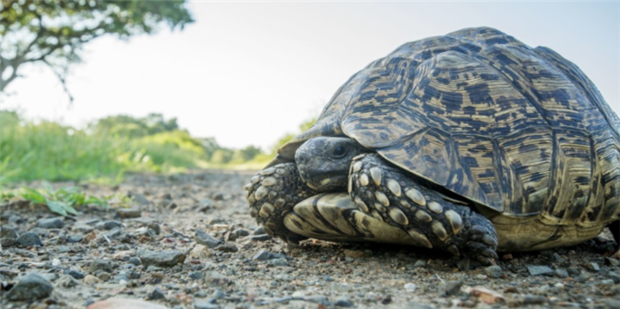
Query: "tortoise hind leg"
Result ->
[[349, 153, 499, 265]]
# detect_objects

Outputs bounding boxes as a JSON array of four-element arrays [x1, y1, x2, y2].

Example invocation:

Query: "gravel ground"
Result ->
[[1, 169, 620, 309]]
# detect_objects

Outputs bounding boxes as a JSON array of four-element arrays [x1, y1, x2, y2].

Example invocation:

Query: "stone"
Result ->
[[148, 287, 166, 300], [89, 259, 113, 273], [116, 208, 142, 219], [83, 275, 102, 285], [66, 269, 85, 279], [440, 280, 463, 297], [16, 232, 43, 247], [129, 192, 151, 205], [195, 229, 223, 248], [36, 217, 65, 229], [334, 298, 354, 307], [6, 273, 54, 301], [56, 274, 79, 288], [253, 250, 287, 261], [485, 265, 503, 279], [526, 265, 554, 276], [139, 250, 186, 268]]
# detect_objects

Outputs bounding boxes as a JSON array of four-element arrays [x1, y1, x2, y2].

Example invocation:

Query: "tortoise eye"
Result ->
[[332, 144, 348, 158]]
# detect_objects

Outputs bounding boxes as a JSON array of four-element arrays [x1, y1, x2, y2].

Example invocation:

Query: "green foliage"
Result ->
[[90, 113, 181, 138], [0, 111, 269, 183], [1, 183, 122, 216], [0, 0, 193, 95]]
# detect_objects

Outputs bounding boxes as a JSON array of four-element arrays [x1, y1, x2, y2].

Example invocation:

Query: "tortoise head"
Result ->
[[295, 136, 369, 191]]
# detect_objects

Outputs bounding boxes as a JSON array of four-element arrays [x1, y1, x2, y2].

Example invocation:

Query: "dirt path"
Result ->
[[1, 169, 620, 309]]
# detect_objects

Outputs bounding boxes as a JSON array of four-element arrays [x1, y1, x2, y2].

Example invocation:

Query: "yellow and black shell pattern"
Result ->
[[276, 27, 620, 229]]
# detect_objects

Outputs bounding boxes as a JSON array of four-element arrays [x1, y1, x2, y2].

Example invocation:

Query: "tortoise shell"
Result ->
[[273, 27, 620, 232]]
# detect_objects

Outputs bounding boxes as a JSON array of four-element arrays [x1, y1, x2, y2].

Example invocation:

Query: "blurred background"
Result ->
[[1, 1, 618, 184]]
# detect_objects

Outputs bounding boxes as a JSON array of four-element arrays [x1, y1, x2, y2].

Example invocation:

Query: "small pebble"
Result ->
[[16, 232, 43, 247], [216, 243, 238, 252], [116, 208, 142, 218], [555, 269, 569, 278], [526, 265, 554, 276], [404, 283, 417, 292], [36, 218, 65, 229], [66, 269, 85, 279], [485, 265, 503, 278], [89, 259, 113, 273], [253, 250, 287, 261], [334, 298, 354, 307], [6, 273, 54, 301], [139, 250, 186, 268], [195, 229, 223, 248], [440, 280, 463, 297], [148, 287, 166, 300]]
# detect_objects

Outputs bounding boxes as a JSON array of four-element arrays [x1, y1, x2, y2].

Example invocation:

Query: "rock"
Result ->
[[604, 299, 620, 309], [195, 229, 223, 248], [440, 280, 463, 297], [89, 259, 113, 273], [250, 234, 271, 242], [67, 234, 83, 243], [194, 299, 219, 309], [526, 265, 554, 276], [36, 217, 65, 229], [343, 249, 366, 258], [413, 260, 427, 268], [128, 192, 151, 205], [404, 283, 417, 292], [116, 208, 141, 219], [148, 287, 166, 300], [0, 227, 18, 247], [139, 249, 186, 268], [189, 271, 203, 280], [128, 257, 142, 266], [216, 243, 238, 252], [101, 220, 123, 230], [583, 262, 600, 272], [485, 265, 503, 279], [212, 289, 225, 299], [334, 298, 354, 307], [189, 245, 212, 259], [606, 257, 620, 267], [253, 250, 287, 261], [56, 274, 80, 288], [66, 269, 85, 279], [83, 275, 102, 285], [233, 229, 250, 237], [86, 297, 167, 309], [6, 273, 54, 301], [609, 271, 620, 284], [268, 258, 288, 266], [16, 232, 43, 247], [554, 269, 569, 278], [305, 295, 330, 305]]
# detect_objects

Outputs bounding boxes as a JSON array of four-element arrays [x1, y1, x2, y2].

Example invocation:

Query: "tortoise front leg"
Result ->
[[349, 154, 499, 264], [245, 163, 318, 244]]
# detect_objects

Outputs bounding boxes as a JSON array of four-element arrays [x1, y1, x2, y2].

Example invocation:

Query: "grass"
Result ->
[[0, 117, 209, 185], [0, 182, 131, 216]]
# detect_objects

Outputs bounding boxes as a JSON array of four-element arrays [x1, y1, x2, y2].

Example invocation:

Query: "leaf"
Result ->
[[20, 187, 47, 204], [46, 200, 67, 216]]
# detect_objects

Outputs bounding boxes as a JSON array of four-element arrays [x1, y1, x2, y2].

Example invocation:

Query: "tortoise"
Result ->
[[245, 27, 620, 264]]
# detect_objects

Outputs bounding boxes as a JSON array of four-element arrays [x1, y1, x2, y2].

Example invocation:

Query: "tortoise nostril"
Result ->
[[297, 156, 306, 165]]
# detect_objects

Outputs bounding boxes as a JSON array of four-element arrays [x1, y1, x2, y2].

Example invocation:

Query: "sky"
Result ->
[[2, 1, 619, 150]]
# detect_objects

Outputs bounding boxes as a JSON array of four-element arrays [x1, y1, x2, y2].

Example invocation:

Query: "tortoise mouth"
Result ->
[[302, 171, 348, 191]]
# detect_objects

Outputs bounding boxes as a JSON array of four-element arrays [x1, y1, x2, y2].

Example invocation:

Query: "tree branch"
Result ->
[[42, 58, 74, 104]]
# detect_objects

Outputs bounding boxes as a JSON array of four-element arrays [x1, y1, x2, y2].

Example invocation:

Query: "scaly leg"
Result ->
[[348, 154, 499, 264]]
